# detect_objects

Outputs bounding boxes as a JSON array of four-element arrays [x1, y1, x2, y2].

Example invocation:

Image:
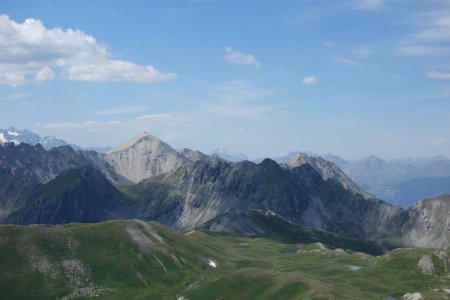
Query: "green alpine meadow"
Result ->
[[1, 220, 449, 300]]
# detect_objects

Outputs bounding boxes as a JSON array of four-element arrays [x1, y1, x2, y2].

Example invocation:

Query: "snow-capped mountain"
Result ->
[[0, 127, 106, 152], [0, 127, 42, 146], [211, 147, 248, 162], [0, 127, 70, 150], [40, 136, 71, 149]]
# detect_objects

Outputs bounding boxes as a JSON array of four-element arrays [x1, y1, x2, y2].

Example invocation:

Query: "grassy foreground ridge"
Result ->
[[0, 220, 449, 299]]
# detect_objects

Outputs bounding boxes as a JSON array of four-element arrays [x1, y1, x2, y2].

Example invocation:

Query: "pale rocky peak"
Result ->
[[109, 132, 159, 153]]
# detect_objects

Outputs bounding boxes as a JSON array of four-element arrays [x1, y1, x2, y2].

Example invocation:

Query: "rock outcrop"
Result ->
[[402, 194, 450, 249]]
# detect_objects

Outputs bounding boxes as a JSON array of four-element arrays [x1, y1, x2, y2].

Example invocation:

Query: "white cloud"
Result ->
[[398, 46, 450, 56], [65, 60, 176, 82], [35, 66, 54, 83], [302, 76, 319, 85], [224, 46, 261, 68], [0, 14, 176, 86], [94, 106, 147, 116], [0, 92, 28, 101], [334, 57, 359, 65], [34, 113, 189, 133], [398, 8, 450, 57], [0, 72, 26, 87], [133, 113, 188, 123], [324, 41, 336, 47], [427, 70, 450, 80]]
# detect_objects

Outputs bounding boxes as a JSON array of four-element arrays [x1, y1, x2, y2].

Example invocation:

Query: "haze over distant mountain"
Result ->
[[272, 151, 450, 208], [330, 155, 450, 208], [211, 147, 248, 162]]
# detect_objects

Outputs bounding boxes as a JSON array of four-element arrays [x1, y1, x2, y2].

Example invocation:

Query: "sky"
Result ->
[[0, 0, 449, 160]]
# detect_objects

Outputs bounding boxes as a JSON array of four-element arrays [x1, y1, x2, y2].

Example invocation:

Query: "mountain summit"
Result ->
[[106, 132, 189, 183], [284, 152, 374, 200], [108, 132, 157, 153]]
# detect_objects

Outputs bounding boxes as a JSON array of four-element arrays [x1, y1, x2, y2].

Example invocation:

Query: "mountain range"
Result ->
[[337, 155, 450, 208], [1, 129, 450, 299], [268, 152, 450, 208], [0, 127, 112, 153], [0, 131, 448, 251], [3, 126, 449, 208]]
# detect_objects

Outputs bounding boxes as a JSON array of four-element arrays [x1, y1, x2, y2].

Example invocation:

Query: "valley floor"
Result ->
[[0, 220, 449, 300]]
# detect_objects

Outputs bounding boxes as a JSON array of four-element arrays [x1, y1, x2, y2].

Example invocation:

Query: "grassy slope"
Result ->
[[0, 220, 449, 300]]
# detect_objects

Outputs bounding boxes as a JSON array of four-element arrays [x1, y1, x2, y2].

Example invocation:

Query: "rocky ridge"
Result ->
[[0, 131, 448, 249]]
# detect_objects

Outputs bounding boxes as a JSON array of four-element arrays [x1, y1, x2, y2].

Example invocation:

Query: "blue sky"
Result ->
[[0, 0, 449, 159]]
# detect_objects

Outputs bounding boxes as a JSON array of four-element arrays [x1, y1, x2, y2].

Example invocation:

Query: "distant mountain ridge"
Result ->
[[272, 151, 450, 208], [0, 126, 111, 152], [0, 130, 449, 250], [330, 155, 450, 208], [4, 125, 449, 207], [211, 147, 248, 162]]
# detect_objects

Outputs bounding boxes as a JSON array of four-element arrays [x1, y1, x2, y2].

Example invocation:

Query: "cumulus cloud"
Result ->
[[427, 70, 450, 79], [0, 14, 176, 86], [302, 76, 319, 85], [224, 46, 261, 68], [65, 60, 176, 82]]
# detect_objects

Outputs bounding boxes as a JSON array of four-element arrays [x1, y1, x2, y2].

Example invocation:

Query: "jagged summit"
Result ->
[[179, 147, 210, 162], [285, 152, 374, 200]]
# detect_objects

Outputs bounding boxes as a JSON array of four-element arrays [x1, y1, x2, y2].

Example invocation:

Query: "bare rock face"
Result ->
[[5, 166, 130, 225], [179, 148, 210, 163], [418, 255, 435, 275], [402, 194, 450, 249], [1, 131, 449, 252], [106, 132, 189, 184], [284, 153, 374, 200], [403, 293, 424, 300], [133, 158, 405, 242]]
